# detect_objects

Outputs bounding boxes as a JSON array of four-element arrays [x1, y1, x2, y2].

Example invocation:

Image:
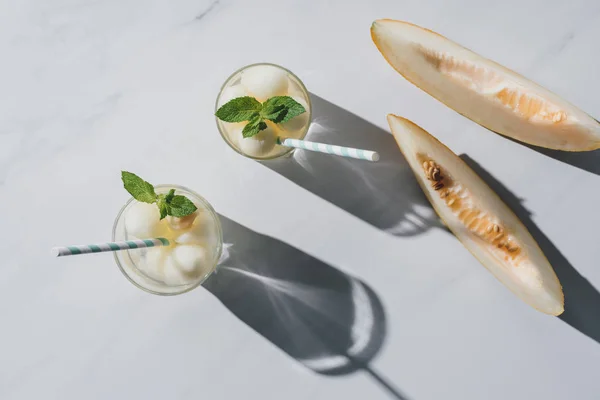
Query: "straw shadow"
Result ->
[[461, 154, 600, 344], [262, 94, 444, 237], [204, 216, 410, 399]]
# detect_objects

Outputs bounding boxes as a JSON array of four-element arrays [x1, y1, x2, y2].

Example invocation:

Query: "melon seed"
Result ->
[[418, 158, 523, 259], [427, 166, 434, 179]]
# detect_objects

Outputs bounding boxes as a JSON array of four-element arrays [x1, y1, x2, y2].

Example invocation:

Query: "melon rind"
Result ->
[[387, 115, 564, 315], [372, 20, 600, 151]]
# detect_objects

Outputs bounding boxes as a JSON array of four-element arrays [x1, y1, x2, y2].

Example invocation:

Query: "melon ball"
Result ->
[[161, 253, 189, 286], [224, 124, 244, 148], [167, 211, 198, 231], [222, 121, 246, 142], [218, 84, 248, 107], [287, 79, 306, 98], [176, 212, 220, 249], [237, 123, 278, 157], [172, 244, 208, 275], [241, 65, 288, 101], [279, 95, 310, 135], [142, 247, 168, 281], [218, 85, 248, 136], [175, 231, 204, 246], [176, 217, 208, 245], [125, 202, 161, 238]]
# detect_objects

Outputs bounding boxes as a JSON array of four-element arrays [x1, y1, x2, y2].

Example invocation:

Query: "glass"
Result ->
[[112, 185, 223, 295], [215, 62, 312, 160]]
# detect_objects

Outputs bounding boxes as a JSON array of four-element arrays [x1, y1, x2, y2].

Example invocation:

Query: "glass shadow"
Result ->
[[204, 215, 411, 399], [262, 94, 445, 237]]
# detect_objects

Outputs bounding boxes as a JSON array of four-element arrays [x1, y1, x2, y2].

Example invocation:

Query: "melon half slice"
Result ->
[[387, 115, 564, 315], [372, 20, 600, 151]]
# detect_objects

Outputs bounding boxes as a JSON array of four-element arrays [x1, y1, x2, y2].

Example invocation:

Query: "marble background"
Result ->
[[1, 0, 600, 399]]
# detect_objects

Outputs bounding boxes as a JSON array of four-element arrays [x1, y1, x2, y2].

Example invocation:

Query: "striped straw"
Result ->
[[52, 238, 170, 257], [277, 137, 380, 162]]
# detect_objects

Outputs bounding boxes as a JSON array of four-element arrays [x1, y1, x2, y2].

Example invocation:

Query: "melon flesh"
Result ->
[[387, 115, 564, 315], [372, 20, 600, 151]]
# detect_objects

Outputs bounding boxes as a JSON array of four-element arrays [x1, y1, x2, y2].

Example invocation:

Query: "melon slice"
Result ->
[[387, 115, 564, 315], [372, 20, 600, 151]]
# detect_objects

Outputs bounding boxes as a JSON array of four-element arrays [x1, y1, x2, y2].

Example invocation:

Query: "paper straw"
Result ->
[[52, 238, 170, 257], [277, 137, 380, 162]]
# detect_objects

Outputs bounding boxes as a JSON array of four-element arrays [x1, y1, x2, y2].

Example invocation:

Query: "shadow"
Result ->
[[204, 215, 410, 399], [262, 94, 445, 237], [509, 138, 600, 176], [461, 154, 600, 344]]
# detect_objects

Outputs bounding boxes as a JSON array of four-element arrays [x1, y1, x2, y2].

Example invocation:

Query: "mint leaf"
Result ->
[[158, 200, 169, 220], [261, 96, 306, 123], [121, 171, 157, 204], [260, 103, 287, 122], [156, 193, 171, 220], [120, 173, 197, 220], [242, 115, 268, 138], [215, 97, 262, 123], [169, 195, 198, 217], [156, 189, 196, 219], [165, 189, 175, 203]]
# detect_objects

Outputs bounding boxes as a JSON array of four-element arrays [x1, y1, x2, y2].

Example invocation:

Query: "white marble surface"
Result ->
[[2, 0, 600, 399]]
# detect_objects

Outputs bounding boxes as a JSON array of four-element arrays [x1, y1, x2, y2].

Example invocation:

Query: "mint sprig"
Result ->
[[215, 95, 306, 138], [121, 172, 198, 220], [215, 96, 262, 122], [121, 171, 157, 204], [168, 195, 198, 217], [243, 115, 268, 138], [261, 96, 306, 123]]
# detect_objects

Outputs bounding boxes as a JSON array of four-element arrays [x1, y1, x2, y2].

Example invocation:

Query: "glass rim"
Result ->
[[112, 184, 223, 296], [215, 62, 313, 161]]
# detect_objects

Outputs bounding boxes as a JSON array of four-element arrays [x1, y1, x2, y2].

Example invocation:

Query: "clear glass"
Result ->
[[112, 185, 223, 295], [215, 62, 312, 160]]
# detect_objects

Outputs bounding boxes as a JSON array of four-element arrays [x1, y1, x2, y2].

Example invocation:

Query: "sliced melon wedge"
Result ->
[[387, 115, 564, 315], [372, 20, 600, 151]]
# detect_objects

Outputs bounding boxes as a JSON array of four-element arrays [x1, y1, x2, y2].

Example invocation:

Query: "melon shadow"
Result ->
[[508, 138, 600, 176], [262, 94, 445, 237], [204, 215, 410, 399], [461, 154, 600, 345]]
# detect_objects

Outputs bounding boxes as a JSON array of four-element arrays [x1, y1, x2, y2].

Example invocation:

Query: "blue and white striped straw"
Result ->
[[52, 238, 170, 257], [277, 137, 380, 162]]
